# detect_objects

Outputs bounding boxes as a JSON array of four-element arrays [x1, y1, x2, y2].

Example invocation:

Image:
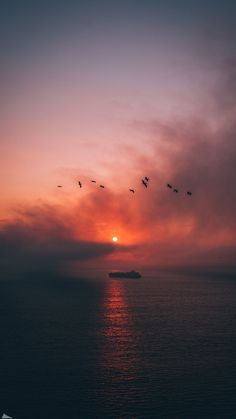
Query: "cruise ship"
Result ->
[[108, 270, 142, 279]]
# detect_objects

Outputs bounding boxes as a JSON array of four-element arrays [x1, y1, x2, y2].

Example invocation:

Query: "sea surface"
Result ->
[[0, 272, 236, 418]]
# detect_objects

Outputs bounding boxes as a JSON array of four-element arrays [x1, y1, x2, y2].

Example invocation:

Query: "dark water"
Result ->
[[0, 273, 236, 418]]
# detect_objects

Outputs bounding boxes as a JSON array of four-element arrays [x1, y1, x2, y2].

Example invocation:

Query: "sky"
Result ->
[[1, 0, 236, 276]]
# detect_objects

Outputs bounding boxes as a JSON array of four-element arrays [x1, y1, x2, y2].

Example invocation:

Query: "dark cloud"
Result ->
[[0, 204, 117, 276], [135, 118, 236, 232]]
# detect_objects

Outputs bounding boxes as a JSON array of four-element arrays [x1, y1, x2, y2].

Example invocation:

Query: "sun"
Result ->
[[112, 236, 118, 242]]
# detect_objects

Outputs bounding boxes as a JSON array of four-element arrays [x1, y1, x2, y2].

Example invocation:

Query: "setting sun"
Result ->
[[112, 236, 118, 242]]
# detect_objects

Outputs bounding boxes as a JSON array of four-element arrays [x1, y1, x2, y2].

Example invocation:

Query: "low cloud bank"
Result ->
[[0, 205, 117, 276]]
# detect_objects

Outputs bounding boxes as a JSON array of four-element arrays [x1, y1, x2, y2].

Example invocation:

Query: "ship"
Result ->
[[108, 270, 142, 279]]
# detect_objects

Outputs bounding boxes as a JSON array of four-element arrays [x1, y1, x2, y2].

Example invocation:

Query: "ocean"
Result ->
[[0, 272, 236, 418]]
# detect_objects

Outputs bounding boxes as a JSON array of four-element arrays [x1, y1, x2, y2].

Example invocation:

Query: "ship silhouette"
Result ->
[[109, 270, 141, 278]]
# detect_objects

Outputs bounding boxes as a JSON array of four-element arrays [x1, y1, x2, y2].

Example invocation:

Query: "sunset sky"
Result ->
[[1, 0, 236, 275]]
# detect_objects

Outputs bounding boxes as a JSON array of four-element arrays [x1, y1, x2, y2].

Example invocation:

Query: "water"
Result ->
[[0, 273, 236, 418]]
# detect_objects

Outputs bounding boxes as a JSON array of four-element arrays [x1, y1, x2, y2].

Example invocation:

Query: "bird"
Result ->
[[142, 179, 148, 188], [78, 181, 82, 188], [187, 191, 192, 196], [100, 185, 105, 188], [129, 189, 135, 193], [91, 180, 96, 183], [57, 185, 63, 188], [173, 188, 178, 193], [167, 183, 172, 188], [144, 177, 149, 182]]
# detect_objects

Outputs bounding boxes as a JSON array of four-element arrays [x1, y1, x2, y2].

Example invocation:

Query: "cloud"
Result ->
[[3, 107, 236, 275], [0, 203, 117, 276], [2, 102, 236, 276], [118, 57, 236, 272], [2, 57, 236, 276]]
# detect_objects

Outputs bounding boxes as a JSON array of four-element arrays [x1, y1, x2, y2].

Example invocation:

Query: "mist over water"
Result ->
[[0, 273, 236, 418]]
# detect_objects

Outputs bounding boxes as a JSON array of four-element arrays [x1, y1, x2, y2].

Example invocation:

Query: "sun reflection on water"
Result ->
[[101, 279, 139, 378]]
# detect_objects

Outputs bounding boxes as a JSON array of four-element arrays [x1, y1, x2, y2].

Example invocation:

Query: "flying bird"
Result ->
[[144, 177, 149, 182], [187, 191, 192, 196], [57, 185, 63, 188], [129, 189, 135, 193], [100, 185, 105, 188], [142, 179, 148, 188], [167, 183, 172, 189], [78, 181, 82, 188], [173, 188, 178, 193], [91, 180, 96, 183]]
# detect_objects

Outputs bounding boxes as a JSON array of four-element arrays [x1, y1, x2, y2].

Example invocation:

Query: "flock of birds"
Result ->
[[57, 177, 192, 196]]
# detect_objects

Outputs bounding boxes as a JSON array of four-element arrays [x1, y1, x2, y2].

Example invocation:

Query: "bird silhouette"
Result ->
[[129, 189, 135, 193], [91, 180, 96, 183], [57, 185, 63, 188], [142, 179, 148, 188], [173, 188, 178, 193], [187, 191, 192, 196], [78, 181, 82, 188], [100, 185, 105, 188], [167, 183, 172, 188], [144, 177, 149, 182]]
